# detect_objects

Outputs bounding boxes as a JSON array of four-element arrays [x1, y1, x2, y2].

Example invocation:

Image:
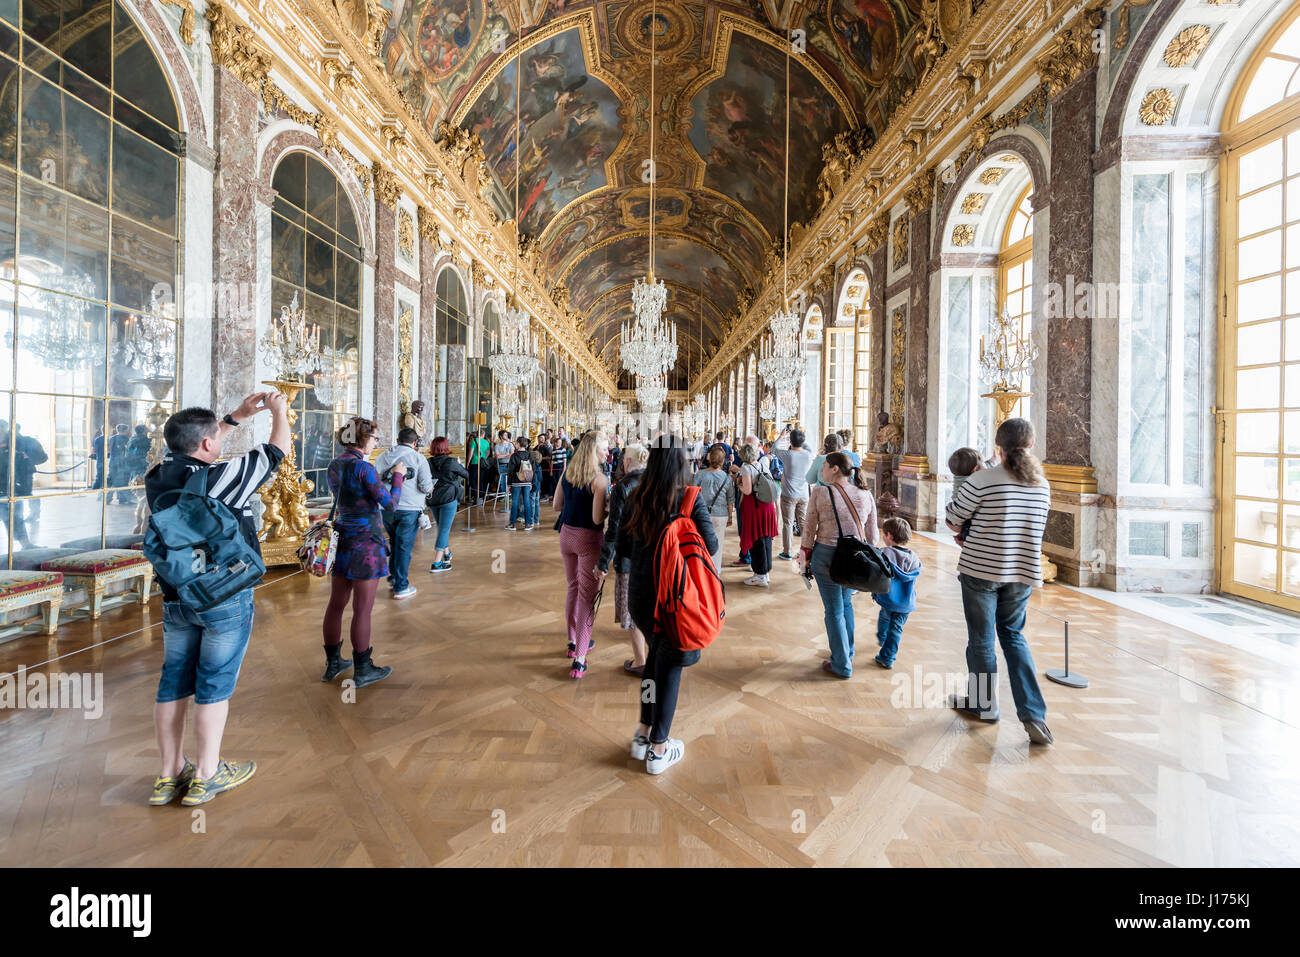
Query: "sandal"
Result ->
[[569, 658, 588, 679], [623, 659, 645, 677]]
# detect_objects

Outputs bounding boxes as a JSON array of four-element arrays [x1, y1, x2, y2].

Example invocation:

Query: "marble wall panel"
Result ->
[[906, 207, 931, 458], [1130, 172, 1171, 484], [372, 202, 397, 433]]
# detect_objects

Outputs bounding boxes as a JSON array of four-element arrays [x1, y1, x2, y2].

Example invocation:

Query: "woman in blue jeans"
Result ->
[[426, 436, 468, 572], [943, 417, 1053, 745], [799, 452, 879, 678]]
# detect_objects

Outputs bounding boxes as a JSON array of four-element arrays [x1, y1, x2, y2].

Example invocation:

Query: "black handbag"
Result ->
[[826, 485, 893, 593]]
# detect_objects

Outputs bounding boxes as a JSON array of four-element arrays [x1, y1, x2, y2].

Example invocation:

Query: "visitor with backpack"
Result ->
[[777, 429, 813, 560], [537, 432, 555, 498], [375, 427, 434, 600], [612, 436, 721, 775], [508, 436, 536, 531], [466, 429, 491, 505], [597, 442, 648, 676], [144, 392, 289, 807], [692, 445, 733, 574], [800, 451, 880, 679], [321, 417, 404, 689], [553, 430, 609, 677], [426, 436, 468, 572], [735, 443, 778, 587]]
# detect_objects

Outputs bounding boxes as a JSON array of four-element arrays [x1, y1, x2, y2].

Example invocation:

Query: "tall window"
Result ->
[[825, 327, 853, 434], [433, 267, 467, 439], [270, 152, 361, 496], [0, 1, 183, 567], [1220, 7, 1300, 609], [998, 185, 1034, 420], [854, 311, 871, 450]]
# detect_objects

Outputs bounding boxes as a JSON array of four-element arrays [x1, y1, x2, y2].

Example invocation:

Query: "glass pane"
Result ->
[[0, 55, 16, 169], [1233, 541, 1277, 589], [1283, 550, 1300, 597], [1238, 231, 1282, 280], [1238, 366, 1280, 408], [1240, 275, 1282, 322], [1237, 411, 1280, 453], [1236, 455, 1279, 498], [113, 2, 178, 130], [336, 253, 359, 309], [110, 218, 175, 312], [1236, 498, 1278, 545], [271, 215, 304, 285], [1289, 270, 1300, 316], [12, 390, 100, 493], [112, 123, 177, 232], [17, 178, 110, 299], [12, 490, 107, 565], [304, 233, 334, 299], [1286, 410, 1300, 453], [0, 279, 12, 392], [1239, 138, 1283, 193], [1288, 364, 1300, 408], [1288, 176, 1300, 223], [108, 309, 175, 397], [272, 151, 306, 211], [1239, 184, 1283, 236], [1238, 320, 1280, 364], [1283, 505, 1300, 550], [63, 91, 110, 205], [13, 287, 106, 393]]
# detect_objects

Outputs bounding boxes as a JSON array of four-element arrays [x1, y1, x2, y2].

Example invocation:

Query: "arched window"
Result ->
[[998, 184, 1034, 420], [432, 266, 468, 439], [0, 1, 184, 566], [1220, 4, 1300, 609], [271, 151, 362, 497]]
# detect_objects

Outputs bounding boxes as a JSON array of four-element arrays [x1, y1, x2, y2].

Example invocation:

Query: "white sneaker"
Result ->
[[646, 738, 684, 775], [743, 575, 769, 587], [630, 732, 650, 761], [393, 587, 417, 600]]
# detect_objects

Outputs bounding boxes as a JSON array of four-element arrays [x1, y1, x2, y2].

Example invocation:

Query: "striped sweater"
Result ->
[[944, 465, 1050, 587]]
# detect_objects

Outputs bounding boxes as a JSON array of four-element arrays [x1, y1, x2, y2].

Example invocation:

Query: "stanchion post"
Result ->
[[1046, 619, 1089, 688]]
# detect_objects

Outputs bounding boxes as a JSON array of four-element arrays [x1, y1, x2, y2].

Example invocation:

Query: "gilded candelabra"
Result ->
[[979, 310, 1037, 426]]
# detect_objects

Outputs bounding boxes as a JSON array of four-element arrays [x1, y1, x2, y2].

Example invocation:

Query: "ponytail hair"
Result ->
[[995, 417, 1044, 486]]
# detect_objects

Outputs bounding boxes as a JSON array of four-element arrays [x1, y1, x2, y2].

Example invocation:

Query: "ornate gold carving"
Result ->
[[206, 3, 270, 85], [397, 305, 414, 408], [1035, 4, 1106, 98], [978, 166, 1007, 185], [159, 0, 196, 43], [1113, 0, 1156, 51], [417, 205, 439, 243], [865, 212, 890, 252], [913, 2, 946, 79], [397, 207, 415, 260], [961, 193, 988, 214], [372, 162, 400, 208], [817, 129, 876, 209], [891, 216, 910, 269], [889, 307, 906, 437], [1139, 88, 1176, 126], [952, 223, 975, 246], [1163, 24, 1212, 68], [904, 168, 936, 215]]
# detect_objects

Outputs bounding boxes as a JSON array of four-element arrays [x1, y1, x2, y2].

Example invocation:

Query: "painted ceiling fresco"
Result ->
[[379, 0, 928, 364]]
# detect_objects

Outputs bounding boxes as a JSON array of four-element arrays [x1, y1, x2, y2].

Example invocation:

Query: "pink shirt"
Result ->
[[801, 482, 879, 550]]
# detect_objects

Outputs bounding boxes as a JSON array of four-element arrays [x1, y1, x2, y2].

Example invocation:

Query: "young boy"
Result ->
[[872, 517, 922, 669], [947, 447, 983, 545]]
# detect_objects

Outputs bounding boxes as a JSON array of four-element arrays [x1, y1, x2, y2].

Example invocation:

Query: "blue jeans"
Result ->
[[510, 485, 532, 525], [811, 543, 855, 676], [156, 590, 255, 705], [957, 573, 1046, 721], [431, 500, 457, 553], [875, 608, 908, 666], [382, 509, 420, 590], [497, 463, 509, 496], [530, 472, 542, 525]]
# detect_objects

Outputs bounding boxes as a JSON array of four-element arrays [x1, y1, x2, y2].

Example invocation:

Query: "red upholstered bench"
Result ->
[[0, 571, 64, 635], [40, 550, 154, 621]]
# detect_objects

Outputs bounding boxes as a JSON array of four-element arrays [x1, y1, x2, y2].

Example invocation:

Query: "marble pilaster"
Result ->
[[372, 201, 398, 433], [868, 243, 888, 428], [418, 251, 437, 415], [210, 66, 261, 454]]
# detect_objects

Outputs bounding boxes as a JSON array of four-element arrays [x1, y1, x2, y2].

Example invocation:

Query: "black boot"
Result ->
[[352, 647, 392, 689], [321, 643, 352, 682]]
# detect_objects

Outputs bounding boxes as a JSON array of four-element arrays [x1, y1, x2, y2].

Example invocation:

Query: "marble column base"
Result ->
[[893, 456, 937, 533], [1095, 495, 1216, 593]]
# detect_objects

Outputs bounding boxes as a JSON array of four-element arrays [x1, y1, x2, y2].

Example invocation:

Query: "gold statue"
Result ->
[[873, 412, 903, 454], [400, 399, 427, 442]]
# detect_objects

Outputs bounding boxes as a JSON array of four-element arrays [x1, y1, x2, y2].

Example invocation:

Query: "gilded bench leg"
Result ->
[[43, 596, 61, 634], [89, 582, 105, 620], [138, 570, 154, 604]]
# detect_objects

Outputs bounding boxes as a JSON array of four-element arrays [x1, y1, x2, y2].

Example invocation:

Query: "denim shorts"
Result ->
[[156, 589, 255, 705]]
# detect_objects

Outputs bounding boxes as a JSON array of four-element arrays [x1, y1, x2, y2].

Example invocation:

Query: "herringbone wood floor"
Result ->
[[1, 506, 1298, 867]]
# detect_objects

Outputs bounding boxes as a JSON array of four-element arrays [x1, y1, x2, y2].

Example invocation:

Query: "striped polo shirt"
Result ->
[[944, 464, 1050, 587]]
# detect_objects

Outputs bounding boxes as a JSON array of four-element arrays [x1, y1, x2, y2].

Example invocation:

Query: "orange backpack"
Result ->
[[654, 486, 726, 651]]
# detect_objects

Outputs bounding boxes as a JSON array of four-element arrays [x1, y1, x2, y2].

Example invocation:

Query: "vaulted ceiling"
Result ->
[[379, 0, 929, 383]]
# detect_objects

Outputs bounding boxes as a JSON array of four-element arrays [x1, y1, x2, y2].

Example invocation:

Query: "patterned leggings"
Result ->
[[559, 525, 604, 659]]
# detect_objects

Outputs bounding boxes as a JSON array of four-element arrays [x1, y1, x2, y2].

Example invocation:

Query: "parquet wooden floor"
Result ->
[[1, 506, 1298, 867]]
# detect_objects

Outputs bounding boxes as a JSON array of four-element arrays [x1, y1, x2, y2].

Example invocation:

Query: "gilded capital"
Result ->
[[372, 162, 400, 209], [206, 2, 269, 87], [865, 212, 890, 252], [904, 167, 935, 215]]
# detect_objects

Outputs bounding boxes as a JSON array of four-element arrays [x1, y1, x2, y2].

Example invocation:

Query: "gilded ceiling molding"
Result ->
[[1138, 88, 1176, 126], [1112, 0, 1156, 52], [903, 167, 936, 215], [1034, 2, 1107, 98], [207, 2, 270, 86], [416, 205, 438, 242], [864, 212, 890, 251], [1163, 24, 1212, 68]]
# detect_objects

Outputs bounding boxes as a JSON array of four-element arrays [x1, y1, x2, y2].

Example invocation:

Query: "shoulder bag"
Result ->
[[298, 475, 339, 577], [826, 484, 892, 593]]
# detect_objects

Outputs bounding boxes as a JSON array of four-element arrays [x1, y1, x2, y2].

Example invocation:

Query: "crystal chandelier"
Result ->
[[261, 292, 322, 381], [120, 311, 175, 379], [757, 307, 805, 396], [636, 373, 667, 414], [759, 390, 776, 422], [25, 274, 98, 372], [979, 309, 1038, 391], [489, 303, 541, 388]]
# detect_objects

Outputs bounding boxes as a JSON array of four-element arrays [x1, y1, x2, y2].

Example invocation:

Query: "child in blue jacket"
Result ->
[[873, 517, 922, 669]]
